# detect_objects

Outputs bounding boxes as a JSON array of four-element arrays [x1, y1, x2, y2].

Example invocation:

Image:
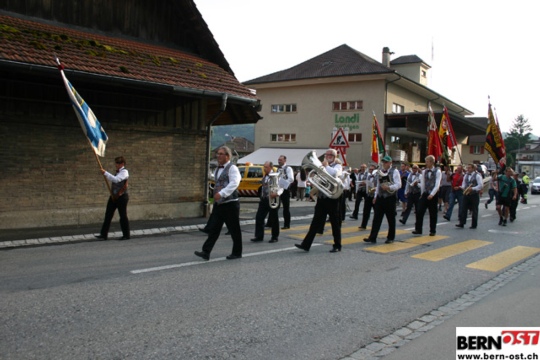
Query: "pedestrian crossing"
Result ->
[[270, 224, 540, 273]]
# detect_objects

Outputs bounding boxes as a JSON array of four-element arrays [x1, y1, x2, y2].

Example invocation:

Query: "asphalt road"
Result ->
[[1, 196, 539, 360]]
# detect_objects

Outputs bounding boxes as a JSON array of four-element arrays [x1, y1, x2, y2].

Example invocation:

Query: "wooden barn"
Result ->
[[0, 1, 261, 229]]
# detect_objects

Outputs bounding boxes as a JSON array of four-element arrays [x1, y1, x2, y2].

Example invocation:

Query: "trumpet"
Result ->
[[463, 185, 473, 195], [301, 151, 343, 199], [267, 172, 283, 209]]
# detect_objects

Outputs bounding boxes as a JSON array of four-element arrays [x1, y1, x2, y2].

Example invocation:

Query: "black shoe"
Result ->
[[294, 244, 309, 252], [329, 248, 341, 253], [358, 226, 367, 230], [281, 226, 290, 230], [118, 236, 130, 240], [226, 254, 242, 260], [429, 232, 436, 236], [194, 251, 210, 261], [510, 217, 515, 222], [198, 228, 209, 234], [250, 238, 263, 242], [469, 226, 476, 229], [502, 219, 507, 226], [225, 231, 231, 235], [269, 238, 278, 243], [385, 239, 394, 244], [443, 215, 450, 221], [95, 235, 107, 240], [455, 224, 464, 228], [499, 217, 503, 226], [399, 219, 405, 224], [485, 203, 488, 209], [349, 216, 358, 220], [363, 238, 376, 243], [412, 231, 422, 235]]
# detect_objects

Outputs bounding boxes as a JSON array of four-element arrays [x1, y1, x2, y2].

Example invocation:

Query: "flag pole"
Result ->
[[89, 138, 113, 198], [56, 57, 113, 199]]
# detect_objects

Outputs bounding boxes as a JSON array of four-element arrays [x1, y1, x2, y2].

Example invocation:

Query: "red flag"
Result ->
[[441, 106, 458, 149], [371, 112, 385, 163], [427, 105, 443, 160], [484, 102, 506, 167]]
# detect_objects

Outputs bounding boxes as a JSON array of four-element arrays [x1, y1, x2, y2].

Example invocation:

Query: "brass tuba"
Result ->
[[301, 151, 343, 199], [267, 172, 283, 209], [377, 169, 396, 194]]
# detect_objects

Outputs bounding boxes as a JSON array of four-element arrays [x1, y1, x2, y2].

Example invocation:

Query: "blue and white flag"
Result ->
[[57, 61, 108, 157]]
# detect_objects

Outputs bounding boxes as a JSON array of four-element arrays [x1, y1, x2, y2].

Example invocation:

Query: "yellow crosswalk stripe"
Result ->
[[411, 240, 492, 262], [466, 246, 540, 272], [365, 242, 419, 253], [323, 229, 410, 245], [364, 235, 448, 253], [407, 235, 448, 245]]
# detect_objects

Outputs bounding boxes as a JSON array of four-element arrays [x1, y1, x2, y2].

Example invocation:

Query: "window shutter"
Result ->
[[470, 146, 474, 154], [480, 147, 484, 154]]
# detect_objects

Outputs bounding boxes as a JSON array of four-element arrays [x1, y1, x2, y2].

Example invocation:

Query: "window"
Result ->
[[392, 103, 404, 113], [332, 100, 363, 111], [271, 104, 297, 113], [348, 133, 362, 142], [421, 70, 427, 78], [271, 133, 296, 143], [470, 146, 484, 155]]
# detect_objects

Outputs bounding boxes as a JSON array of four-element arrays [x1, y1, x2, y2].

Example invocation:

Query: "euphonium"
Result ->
[[267, 172, 283, 209], [301, 151, 343, 199], [377, 169, 396, 194], [463, 185, 473, 195]]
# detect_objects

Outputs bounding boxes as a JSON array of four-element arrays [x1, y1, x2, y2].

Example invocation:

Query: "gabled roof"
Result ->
[[244, 44, 393, 85], [391, 55, 428, 66], [0, 12, 258, 101]]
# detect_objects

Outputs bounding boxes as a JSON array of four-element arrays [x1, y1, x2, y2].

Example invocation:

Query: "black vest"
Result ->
[[214, 163, 239, 204]]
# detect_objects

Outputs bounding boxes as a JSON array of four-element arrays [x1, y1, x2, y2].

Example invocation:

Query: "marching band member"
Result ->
[[412, 155, 442, 236], [295, 149, 343, 253], [277, 155, 294, 229], [363, 155, 401, 244], [195, 146, 242, 261], [413, 155, 442, 236], [399, 164, 421, 225], [456, 164, 483, 229], [251, 161, 280, 243]]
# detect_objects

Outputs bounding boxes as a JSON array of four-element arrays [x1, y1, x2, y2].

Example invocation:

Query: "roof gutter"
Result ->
[[0, 59, 259, 105], [202, 93, 228, 218]]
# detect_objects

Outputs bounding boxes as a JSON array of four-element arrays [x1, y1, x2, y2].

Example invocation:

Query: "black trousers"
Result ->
[[202, 201, 242, 256], [460, 193, 480, 228], [360, 196, 374, 228], [100, 194, 130, 239], [301, 197, 341, 250], [280, 189, 291, 227], [415, 193, 439, 234], [255, 198, 279, 240], [510, 197, 518, 220], [367, 195, 396, 241], [352, 190, 366, 218], [401, 192, 420, 223]]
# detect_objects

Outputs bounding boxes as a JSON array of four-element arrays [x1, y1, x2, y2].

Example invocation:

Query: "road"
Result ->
[[1, 196, 539, 360]]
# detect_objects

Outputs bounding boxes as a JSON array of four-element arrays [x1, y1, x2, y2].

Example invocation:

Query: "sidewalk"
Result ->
[[342, 253, 540, 360], [0, 197, 317, 249]]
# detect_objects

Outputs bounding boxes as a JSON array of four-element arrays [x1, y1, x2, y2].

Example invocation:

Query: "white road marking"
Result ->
[[131, 244, 322, 274]]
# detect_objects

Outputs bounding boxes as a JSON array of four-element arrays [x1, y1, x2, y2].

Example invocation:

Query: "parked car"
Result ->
[[209, 163, 276, 198], [531, 177, 540, 195]]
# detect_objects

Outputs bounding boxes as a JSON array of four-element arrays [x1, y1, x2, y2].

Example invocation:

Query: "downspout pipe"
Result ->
[[202, 93, 228, 218]]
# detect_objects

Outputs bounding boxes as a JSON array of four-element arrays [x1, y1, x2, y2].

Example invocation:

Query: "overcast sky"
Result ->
[[195, 0, 538, 135]]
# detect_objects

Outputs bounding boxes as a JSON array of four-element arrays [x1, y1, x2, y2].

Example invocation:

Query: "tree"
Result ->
[[505, 115, 532, 168]]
